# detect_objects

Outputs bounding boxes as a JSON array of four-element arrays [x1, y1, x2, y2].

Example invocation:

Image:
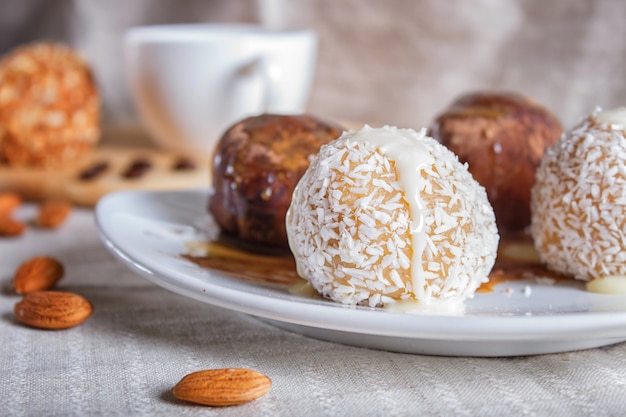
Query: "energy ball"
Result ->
[[286, 126, 499, 308], [531, 107, 626, 282], [210, 114, 342, 250], [430, 92, 562, 233], [0, 42, 100, 166]]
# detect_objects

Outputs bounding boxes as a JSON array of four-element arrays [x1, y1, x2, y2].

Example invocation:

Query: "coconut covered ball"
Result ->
[[286, 126, 499, 308], [531, 107, 626, 282]]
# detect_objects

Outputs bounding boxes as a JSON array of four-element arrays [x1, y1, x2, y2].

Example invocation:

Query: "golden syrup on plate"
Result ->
[[184, 239, 300, 286], [477, 235, 569, 293], [185, 234, 570, 295]]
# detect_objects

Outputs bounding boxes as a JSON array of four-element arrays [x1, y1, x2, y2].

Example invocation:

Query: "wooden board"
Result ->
[[0, 147, 211, 207]]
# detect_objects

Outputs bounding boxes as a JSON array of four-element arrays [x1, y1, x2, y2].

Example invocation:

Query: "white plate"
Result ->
[[95, 189, 626, 357]]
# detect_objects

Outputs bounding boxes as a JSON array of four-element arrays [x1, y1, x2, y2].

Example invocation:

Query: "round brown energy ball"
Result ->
[[429, 92, 562, 233], [0, 42, 101, 167], [209, 114, 343, 250]]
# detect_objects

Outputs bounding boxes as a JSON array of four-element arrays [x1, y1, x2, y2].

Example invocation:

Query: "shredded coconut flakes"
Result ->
[[531, 111, 626, 281], [286, 126, 498, 308]]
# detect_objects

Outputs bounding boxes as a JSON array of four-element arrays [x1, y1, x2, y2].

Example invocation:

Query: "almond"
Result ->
[[13, 256, 64, 294], [172, 368, 272, 407], [36, 200, 72, 229], [0, 215, 25, 237], [0, 192, 21, 215], [14, 291, 93, 330]]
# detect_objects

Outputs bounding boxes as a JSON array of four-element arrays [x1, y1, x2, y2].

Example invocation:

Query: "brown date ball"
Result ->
[[429, 92, 562, 233], [209, 114, 343, 250]]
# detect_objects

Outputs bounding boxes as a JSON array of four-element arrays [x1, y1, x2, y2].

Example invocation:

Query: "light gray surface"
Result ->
[[1, 205, 626, 416]]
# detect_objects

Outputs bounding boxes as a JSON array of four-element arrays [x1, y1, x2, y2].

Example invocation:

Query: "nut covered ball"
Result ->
[[0, 42, 100, 166]]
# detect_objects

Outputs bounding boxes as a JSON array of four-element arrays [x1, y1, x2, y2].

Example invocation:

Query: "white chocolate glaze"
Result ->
[[592, 107, 626, 131], [384, 298, 465, 315], [502, 242, 541, 264], [349, 126, 434, 298], [586, 276, 626, 294]]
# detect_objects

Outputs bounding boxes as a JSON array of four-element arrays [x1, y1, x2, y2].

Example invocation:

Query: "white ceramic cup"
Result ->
[[124, 23, 318, 153]]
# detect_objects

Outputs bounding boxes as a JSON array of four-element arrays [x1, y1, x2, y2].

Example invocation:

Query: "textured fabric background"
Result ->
[[2, 2, 626, 415], [2, 0, 626, 133], [1, 205, 626, 416]]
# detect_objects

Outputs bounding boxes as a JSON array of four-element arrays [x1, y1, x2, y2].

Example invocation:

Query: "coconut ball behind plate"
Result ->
[[531, 107, 626, 284], [286, 126, 499, 308]]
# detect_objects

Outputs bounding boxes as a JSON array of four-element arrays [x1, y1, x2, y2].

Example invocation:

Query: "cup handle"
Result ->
[[236, 57, 281, 113], [257, 57, 281, 112]]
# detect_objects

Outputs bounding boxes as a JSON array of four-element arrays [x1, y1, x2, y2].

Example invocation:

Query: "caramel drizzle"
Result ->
[[185, 235, 572, 293]]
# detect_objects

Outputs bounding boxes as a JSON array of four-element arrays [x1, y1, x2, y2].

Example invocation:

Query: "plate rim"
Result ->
[[95, 189, 626, 345]]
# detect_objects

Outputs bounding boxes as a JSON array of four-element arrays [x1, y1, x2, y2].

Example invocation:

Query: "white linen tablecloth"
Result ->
[[1, 204, 626, 417]]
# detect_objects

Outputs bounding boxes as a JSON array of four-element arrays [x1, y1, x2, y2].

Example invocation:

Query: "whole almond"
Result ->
[[13, 256, 64, 294], [14, 291, 93, 330], [0, 192, 21, 215], [172, 368, 272, 407], [0, 215, 25, 237], [36, 200, 72, 229]]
